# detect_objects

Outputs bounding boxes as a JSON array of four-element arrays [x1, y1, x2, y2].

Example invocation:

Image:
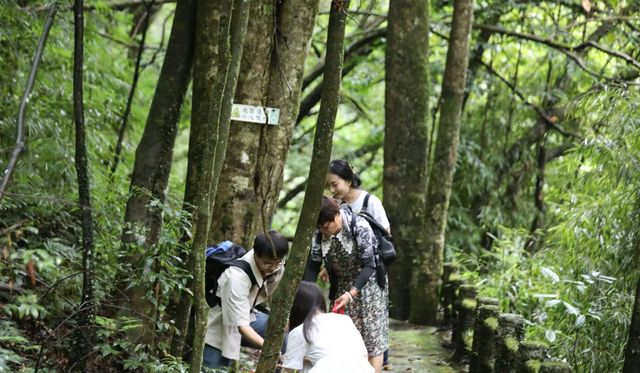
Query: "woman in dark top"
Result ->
[[303, 196, 388, 372]]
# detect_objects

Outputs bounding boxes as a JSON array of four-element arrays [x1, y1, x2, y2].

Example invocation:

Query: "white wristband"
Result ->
[[345, 291, 353, 304]]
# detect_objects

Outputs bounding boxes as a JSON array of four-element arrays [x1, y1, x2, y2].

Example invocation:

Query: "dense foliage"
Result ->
[[1, 0, 639, 371]]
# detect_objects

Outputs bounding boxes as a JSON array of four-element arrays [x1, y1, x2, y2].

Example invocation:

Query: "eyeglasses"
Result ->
[[257, 258, 284, 271]]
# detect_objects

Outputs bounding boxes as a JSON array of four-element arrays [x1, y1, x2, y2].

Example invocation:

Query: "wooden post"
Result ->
[[451, 284, 477, 361], [469, 304, 500, 373], [494, 313, 525, 373], [539, 361, 572, 372], [442, 263, 460, 325], [518, 341, 549, 373]]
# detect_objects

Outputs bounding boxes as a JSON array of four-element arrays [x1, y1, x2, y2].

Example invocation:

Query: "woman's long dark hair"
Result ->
[[289, 281, 327, 343]]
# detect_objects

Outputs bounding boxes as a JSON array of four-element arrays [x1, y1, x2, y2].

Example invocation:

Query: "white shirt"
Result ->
[[345, 190, 390, 231], [204, 250, 284, 360], [282, 312, 374, 373]]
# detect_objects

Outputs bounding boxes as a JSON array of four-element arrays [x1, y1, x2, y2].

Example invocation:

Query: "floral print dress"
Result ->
[[310, 208, 389, 357]]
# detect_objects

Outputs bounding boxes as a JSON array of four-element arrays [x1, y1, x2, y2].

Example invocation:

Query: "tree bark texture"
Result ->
[[255, 1, 346, 371], [383, 0, 430, 320], [206, 0, 274, 248], [410, 0, 473, 325], [206, 0, 252, 232], [71, 0, 95, 370], [182, 0, 250, 370], [169, 0, 231, 356], [208, 0, 319, 247]]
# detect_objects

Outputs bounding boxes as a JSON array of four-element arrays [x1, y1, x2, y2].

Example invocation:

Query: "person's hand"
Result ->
[[319, 267, 329, 282], [333, 291, 351, 312]]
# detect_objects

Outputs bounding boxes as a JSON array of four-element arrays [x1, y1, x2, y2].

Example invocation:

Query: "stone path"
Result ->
[[385, 319, 464, 373]]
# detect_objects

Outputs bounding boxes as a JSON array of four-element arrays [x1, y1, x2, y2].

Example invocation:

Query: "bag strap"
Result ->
[[228, 259, 261, 309], [228, 260, 257, 288], [363, 192, 371, 213], [347, 205, 357, 245], [348, 207, 385, 290], [347, 207, 377, 264]]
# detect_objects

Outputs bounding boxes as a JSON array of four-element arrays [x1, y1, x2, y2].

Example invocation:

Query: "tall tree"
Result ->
[[207, 0, 319, 247], [169, 0, 251, 368], [256, 1, 348, 371], [410, 0, 473, 325], [383, 0, 430, 320], [117, 0, 196, 323], [71, 0, 95, 369]]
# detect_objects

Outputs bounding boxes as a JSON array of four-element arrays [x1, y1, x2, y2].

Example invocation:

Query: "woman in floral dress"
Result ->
[[303, 196, 389, 373]]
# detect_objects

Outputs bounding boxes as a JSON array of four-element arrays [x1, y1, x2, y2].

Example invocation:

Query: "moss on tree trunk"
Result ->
[[410, 0, 473, 325], [255, 1, 345, 371], [208, 0, 320, 249], [383, 0, 430, 321]]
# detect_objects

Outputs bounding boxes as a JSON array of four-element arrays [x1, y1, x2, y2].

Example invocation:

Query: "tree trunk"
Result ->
[[383, 0, 430, 320], [171, 0, 250, 369], [410, 0, 473, 325], [116, 0, 195, 343], [71, 0, 95, 370], [208, 0, 319, 247], [255, 1, 346, 371], [205, 0, 275, 248], [525, 136, 546, 252]]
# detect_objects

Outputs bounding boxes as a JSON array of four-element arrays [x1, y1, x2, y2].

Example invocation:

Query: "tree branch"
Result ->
[[94, 30, 163, 50], [480, 60, 582, 139], [276, 139, 381, 209], [110, 0, 155, 175], [302, 27, 385, 90], [581, 40, 640, 70], [0, 219, 29, 236], [472, 23, 640, 79], [545, 143, 574, 162], [0, 3, 57, 202], [34, 0, 175, 12]]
